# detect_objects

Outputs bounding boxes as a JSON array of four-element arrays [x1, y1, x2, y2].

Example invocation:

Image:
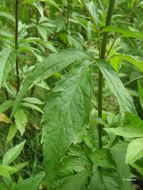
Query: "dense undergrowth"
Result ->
[[0, 0, 143, 190]]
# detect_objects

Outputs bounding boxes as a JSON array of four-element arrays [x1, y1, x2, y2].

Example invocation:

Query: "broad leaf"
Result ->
[[2, 140, 25, 165], [111, 142, 132, 190], [89, 149, 116, 169], [43, 62, 92, 185], [0, 48, 16, 88], [12, 50, 89, 115], [52, 170, 89, 190], [98, 62, 135, 113], [126, 138, 143, 164]]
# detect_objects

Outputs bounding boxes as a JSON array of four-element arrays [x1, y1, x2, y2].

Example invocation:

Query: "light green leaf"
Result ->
[[0, 165, 16, 177], [2, 140, 25, 165], [81, 0, 98, 27], [13, 161, 29, 172], [22, 102, 43, 113], [0, 48, 16, 89], [105, 114, 143, 138], [0, 11, 15, 22], [14, 110, 28, 136], [126, 138, 143, 164], [98, 62, 135, 113], [103, 26, 143, 39], [7, 125, 17, 143], [12, 50, 89, 116], [15, 172, 45, 190], [116, 54, 143, 73], [23, 97, 44, 105], [43, 62, 92, 186]]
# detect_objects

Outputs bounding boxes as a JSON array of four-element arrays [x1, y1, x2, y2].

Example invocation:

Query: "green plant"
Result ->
[[1, 0, 143, 189]]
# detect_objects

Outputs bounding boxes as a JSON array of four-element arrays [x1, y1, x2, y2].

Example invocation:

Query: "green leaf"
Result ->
[[103, 26, 143, 39], [0, 48, 16, 89], [13, 161, 29, 172], [115, 54, 143, 73], [7, 125, 17, 143], [111, 142, 132, 190], [0, 165, 16, 177], [14, 109, 28, 136], [22, 97, 44, 105], [2, 140, 25, 165], [88, 169, 105, 190], [81, 0, 98, 27], [15, 172, 45, 190], [0, 11, 15, 22], [98, 62, 135, 113], [43, 62, 92, 186], [126, 138, 143, 164], [0, 100, 14, 113], [89, 149, 116, 169], [138, 81, 143, 109], [53, 170, 89, 190], [12, 50, 89, 116], [105, 114, 143, 138]]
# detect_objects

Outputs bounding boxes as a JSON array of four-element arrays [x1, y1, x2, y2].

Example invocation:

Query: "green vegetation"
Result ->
[[0, 0, 143, 189]]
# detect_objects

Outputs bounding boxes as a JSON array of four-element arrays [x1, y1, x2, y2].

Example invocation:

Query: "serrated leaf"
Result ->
[[98, 62, 135, 113], [111, 142, 132, 190], [2, 140, 25, 165], [14, 109, 28, 136], [89, 149, 116, 169], [126, 138, 143, 164], [0, 48, 16, 89], [12, 50, 89, 116], [53, 170, 89, 190], [43, 62, 92, 186]]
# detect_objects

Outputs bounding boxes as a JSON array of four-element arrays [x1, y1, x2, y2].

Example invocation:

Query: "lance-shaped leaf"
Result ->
[[81, 0, 98, 27], [98, 62, 135, 114], [43, 62, 92, 186], [2, 140, 25, 165], [12, 50, 89, 116], [0, 48, 16, 88], [103, 26, 143, 39]]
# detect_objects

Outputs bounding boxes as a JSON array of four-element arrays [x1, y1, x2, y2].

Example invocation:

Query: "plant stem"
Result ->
[[98, 0, 115, 149], [15, 0, 20, 92]]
